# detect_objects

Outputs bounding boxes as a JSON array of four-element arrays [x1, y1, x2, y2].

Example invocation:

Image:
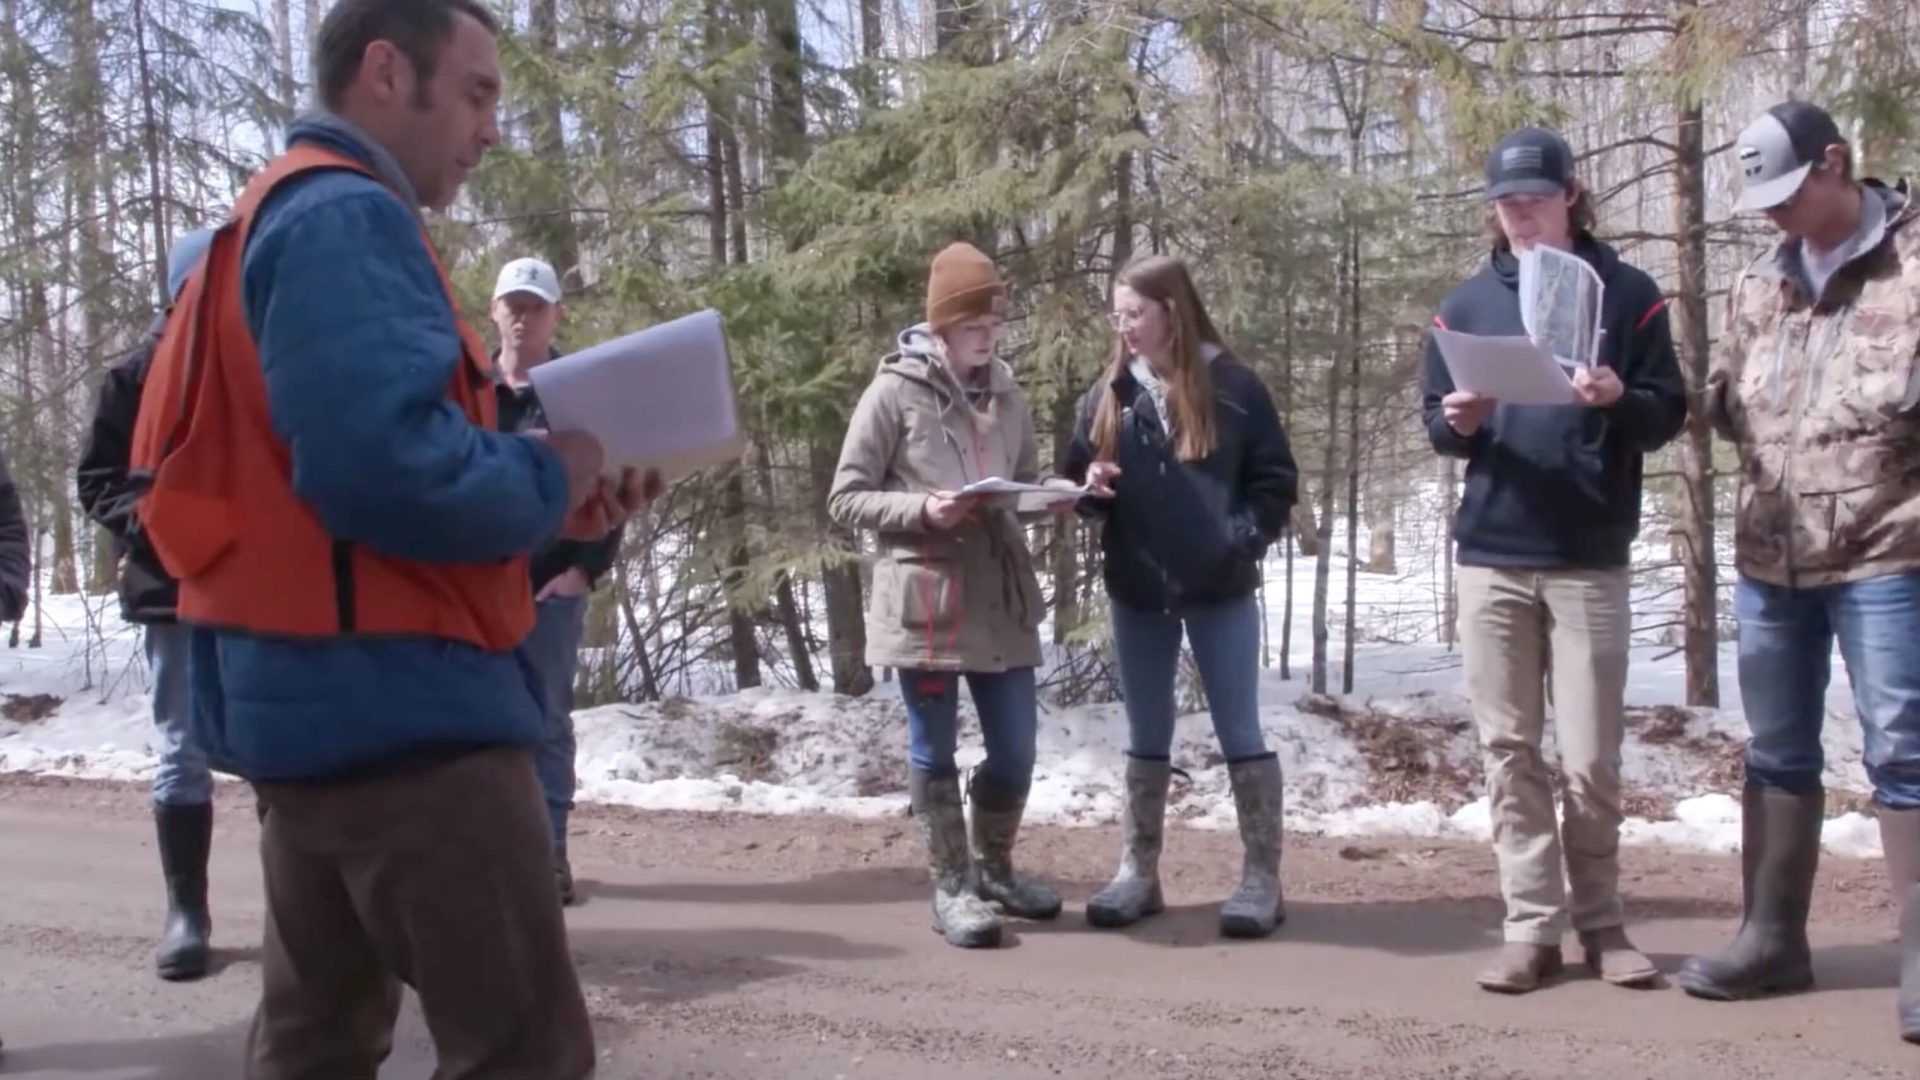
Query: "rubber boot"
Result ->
[[556, 842, 577, 907], [1219, 754, 1285, 939], [1676, 784, 1822, 1000], [1875, 805, 1920, 1044], [911, 769, 1002, 948], [154, 802, 213, 981], [968, 773, 1061, 920], [1087, 756, 1171, 929]]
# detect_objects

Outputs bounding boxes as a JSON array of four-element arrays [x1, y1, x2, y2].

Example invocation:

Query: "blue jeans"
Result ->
[[1109, 594, 1267, 762], [901, 667, 1039, 794], [523, 594, 588, 851], [147, 621, 211, 806], [1738, 571, 1920, 808]]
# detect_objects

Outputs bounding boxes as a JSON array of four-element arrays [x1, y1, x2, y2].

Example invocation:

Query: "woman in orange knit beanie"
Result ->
[[828, 241, 1076, 949]]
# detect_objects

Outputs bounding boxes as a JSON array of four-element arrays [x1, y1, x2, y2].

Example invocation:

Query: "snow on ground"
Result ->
[[0, 533, 1885, 859]]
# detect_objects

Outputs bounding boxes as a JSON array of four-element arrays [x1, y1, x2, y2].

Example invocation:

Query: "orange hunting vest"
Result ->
[[129, 145, 534, 651]]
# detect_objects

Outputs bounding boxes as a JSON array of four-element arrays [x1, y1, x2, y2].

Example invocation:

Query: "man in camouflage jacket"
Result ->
[[1683, 100, 1920, 1047]]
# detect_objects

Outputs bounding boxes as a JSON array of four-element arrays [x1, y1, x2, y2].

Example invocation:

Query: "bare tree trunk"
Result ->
[[1310, 348, 1339, 695], [527, 0, 582, 277], [615, 558, 661, 701], [1671, 18, 1720, 707], [274, 0, 296, 126], [1340, 226, 1361, 695], [1278, 292, 1295, 680], [132, 0, 170, 305], [703, 0, 760, 691], [755, 441, 818, 691], [61, 0, 114, 599], [813, 441, 872, 694]]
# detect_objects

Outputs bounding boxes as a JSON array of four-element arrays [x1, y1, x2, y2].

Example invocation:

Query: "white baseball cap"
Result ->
[[492, 257, 562, 303], [1734, 101, 1846, 212]]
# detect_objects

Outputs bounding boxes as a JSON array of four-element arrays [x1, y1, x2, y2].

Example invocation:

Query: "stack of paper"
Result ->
[[527, 308, 744, 481]]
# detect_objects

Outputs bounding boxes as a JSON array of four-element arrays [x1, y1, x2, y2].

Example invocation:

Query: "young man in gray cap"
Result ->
[[1688, 99, 1920, 1046], [490, 255, 624, 905], [1421, 125, 1686, 995]]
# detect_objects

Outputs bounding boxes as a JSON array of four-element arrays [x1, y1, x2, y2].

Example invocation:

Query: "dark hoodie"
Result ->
[[1420, 234, 1687, 569], [494, 354, 625, 594]]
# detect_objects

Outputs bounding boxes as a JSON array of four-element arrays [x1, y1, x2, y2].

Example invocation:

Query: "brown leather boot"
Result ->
[[1476, 942, 1564, 994], [1579, 925, 1658, 987]]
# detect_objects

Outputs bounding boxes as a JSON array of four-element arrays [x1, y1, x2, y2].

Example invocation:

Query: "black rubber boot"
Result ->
[[1675, 784, 1821, 1001], [556, 846, 577, 907], [154, 801, 214, 981], [1876, 805, 1920, 1044]]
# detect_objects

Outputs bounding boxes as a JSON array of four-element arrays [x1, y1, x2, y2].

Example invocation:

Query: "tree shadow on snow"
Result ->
[[567, 925, 902, 1007]]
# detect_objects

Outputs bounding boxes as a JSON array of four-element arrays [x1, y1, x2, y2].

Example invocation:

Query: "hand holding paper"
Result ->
[[526, 308, 743, 482], [1442, 391, 1497, 436], [1571, 364, 1624, 407]]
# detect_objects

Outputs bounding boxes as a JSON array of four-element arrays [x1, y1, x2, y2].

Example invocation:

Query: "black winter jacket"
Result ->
[[0, 445, 28, 622], [1420, 235, 1687, 569], [1065, 352, 1298, 613], [494, 359, 624, 594], [77, 317, 177, 623]]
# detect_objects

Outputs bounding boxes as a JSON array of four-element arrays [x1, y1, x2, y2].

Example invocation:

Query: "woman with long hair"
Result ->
[[1064, 254, 1298, 938]]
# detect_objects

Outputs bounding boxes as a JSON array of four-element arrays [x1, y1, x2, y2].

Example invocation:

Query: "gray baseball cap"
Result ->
[[1735, 100, 1845, 212]]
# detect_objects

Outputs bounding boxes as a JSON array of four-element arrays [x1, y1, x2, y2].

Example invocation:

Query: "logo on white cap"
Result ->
[[492, 257, 561, 304]]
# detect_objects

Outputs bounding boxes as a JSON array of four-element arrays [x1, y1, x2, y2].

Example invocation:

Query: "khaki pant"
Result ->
[[1458, 566, 1631, 945], [246, 746, 595, 1080]]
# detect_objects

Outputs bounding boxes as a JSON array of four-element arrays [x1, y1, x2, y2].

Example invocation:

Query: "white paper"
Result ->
[[956, 477, 1081, 499], [1518, 245, 1605, 371], [527, 308, 744, 481], [1430, 327, 1577, 406], [957, 477, 1085, 514]]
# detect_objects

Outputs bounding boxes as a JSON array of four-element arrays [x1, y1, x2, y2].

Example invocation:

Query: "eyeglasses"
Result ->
[[1107, 306, 1155, 328]]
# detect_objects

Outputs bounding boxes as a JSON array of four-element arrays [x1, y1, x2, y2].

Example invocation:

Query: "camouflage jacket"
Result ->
[[1706, 180, 1920, 587]]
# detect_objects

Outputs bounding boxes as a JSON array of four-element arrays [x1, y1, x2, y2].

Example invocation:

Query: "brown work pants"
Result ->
[[246, 745, 594, 1079]]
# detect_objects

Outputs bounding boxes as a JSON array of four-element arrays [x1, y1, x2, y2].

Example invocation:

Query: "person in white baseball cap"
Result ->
[[489, 254, 626, 905], [1690, 100, 1920, 1046], [493, 256, 564, 374]]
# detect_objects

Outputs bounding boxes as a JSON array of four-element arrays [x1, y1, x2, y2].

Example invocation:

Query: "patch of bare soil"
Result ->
[[1, 692, 62, 724], [1298, 692, 1480, 810]]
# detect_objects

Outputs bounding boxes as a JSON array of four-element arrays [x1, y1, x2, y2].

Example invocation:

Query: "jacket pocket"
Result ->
[[1795, 434, 1920, 567], [894, 554, 961, 634]]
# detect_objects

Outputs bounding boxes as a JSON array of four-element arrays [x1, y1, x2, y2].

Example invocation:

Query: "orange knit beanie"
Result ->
[[925, 242, 1007, 333]]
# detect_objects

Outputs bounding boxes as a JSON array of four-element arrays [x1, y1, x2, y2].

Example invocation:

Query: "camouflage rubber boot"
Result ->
[[911, 769, 1003, 949], [1219, 754, 1286, 939], [1087, 756, 1171, 929], [1876, 805, 1920, 1044], [1676, 785, 1821, 1000], [968, 773, 1062, 920]]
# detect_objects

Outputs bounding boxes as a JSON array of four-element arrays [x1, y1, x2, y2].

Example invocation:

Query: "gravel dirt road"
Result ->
[[0, 773, 1913, 1079]]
